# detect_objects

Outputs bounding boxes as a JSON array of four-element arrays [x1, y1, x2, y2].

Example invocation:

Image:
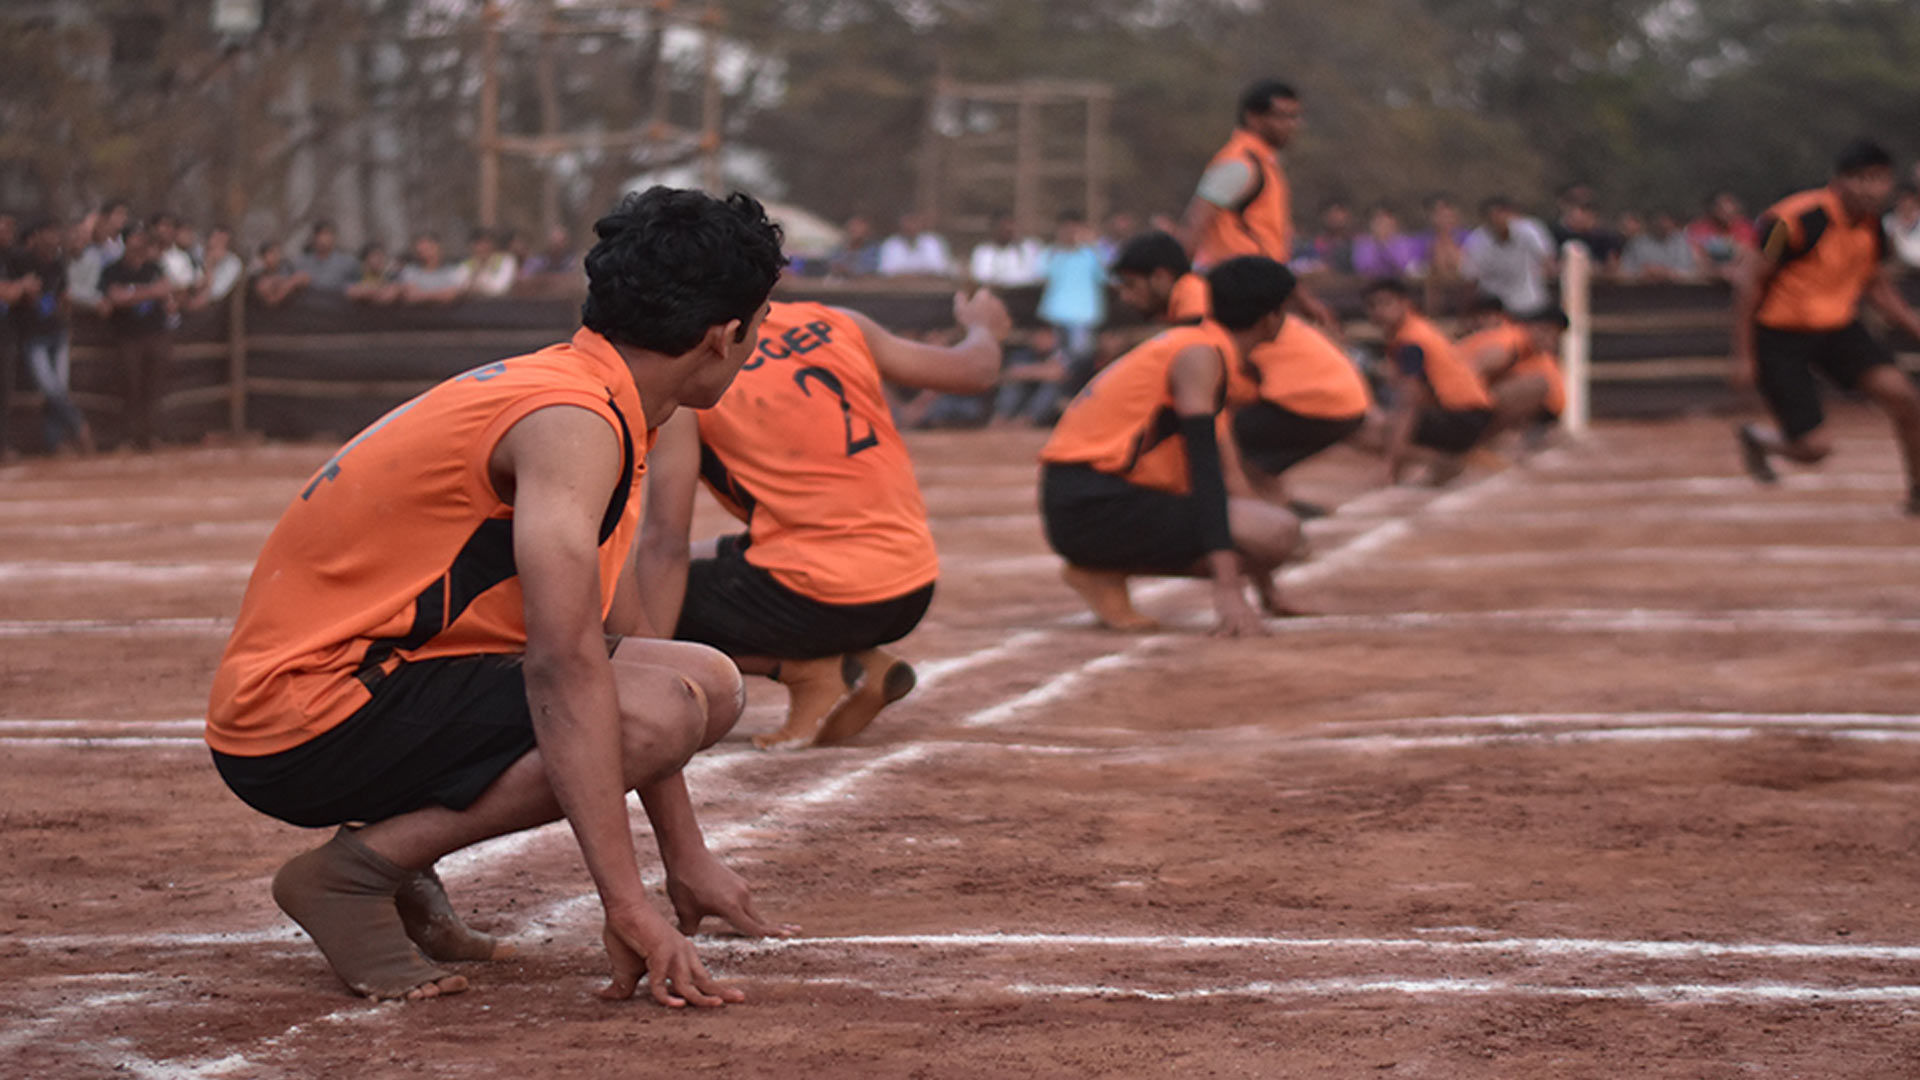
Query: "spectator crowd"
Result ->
[[6, 168, 1919, 457]]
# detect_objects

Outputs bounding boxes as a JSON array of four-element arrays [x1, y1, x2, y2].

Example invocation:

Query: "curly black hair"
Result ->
[[582, 187, 788, 355], [1206, 256, 1296, 331]]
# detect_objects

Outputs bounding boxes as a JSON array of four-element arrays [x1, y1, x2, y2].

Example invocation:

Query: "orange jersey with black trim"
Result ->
[[1166, 272, 1210, 323], [1194, 128, 1293, 267], [695, 302, 937, 605], [1755, 187, 1889, 332], [1389, 313, 1492, 412], [1227, 317, 1372, 419], [207, 329, 650, 757], [1461, 322, 1566, 417], [1041, 321, 1237, 495]]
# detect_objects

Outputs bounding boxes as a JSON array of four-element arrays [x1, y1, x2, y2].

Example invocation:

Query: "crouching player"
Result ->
[[637, 291, 1010, 748], [1364, 278, 1544, 484], [1111, 233, 1372, 506], [205, 189, 790, 1005], [1040, 256, 1302, 634], [1458, 302, 1570, 450]]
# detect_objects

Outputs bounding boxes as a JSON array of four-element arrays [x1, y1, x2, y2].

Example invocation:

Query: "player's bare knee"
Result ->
[[617, 677, 709, 782]]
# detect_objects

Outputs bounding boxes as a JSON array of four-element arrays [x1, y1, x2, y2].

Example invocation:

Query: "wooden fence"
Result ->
[[5, 275, 1918, 451]]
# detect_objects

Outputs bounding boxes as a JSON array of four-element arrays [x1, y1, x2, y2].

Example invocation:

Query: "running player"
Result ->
[[1111, 232, 1371, 502], [1040, 256, 1302, 634], [634, 290, 1011, 749], [1363, 278, 1536, 484], [1180, 79, 1337, 328], [205, 188, 790, 1006], [1731, 139, 1920, 513]]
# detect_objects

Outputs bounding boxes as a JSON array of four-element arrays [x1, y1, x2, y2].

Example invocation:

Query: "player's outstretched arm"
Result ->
[[1381, 372, 1432, 486], [844, 291, 1009, 394], [1865, 268, 1920, 344], [1170, 345, 1263, 638], [504, 405, 732, 1009], [628, 410, 703, 638]]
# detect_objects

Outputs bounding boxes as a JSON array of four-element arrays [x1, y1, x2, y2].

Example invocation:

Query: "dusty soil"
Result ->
[[5, 405, 1920, 1078]]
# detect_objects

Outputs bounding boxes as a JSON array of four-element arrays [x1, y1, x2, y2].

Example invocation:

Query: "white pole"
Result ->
[[1560, 240, 1593, 437]]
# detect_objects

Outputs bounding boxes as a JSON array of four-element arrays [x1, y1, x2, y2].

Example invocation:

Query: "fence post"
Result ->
[[1560, 240, 1592, 437], [227, 285, 248, 435]]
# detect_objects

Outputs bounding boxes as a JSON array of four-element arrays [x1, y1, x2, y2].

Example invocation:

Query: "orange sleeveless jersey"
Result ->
[[1166, 272, 1210, 323], [695, 302, 937, 605], [1227, 316, 1372, 420], [1755, 187, 1888, 332], [1461, 322, 1566, 417], [1040, 321, 1237, 495], [1194, 128, 1293, 267], [207, 329, 650, 756], [1391, 313, 1492, 412]]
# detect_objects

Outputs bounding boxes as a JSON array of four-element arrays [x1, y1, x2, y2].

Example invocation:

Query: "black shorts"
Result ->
[[674, 533, 933, 659], [1755, 322, 1894, 440], [1232, 401, 1365, 476], [1040, 462, 1207, 576], [212, 654, 535, 829], [1413, 407, 1495, 454]]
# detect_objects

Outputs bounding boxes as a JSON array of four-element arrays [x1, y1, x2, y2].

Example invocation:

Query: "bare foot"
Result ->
[[753, 656, 848, 749], [396, 866, 514, 963], [814, 650, 917, 746], [1061, 565, 1159, 631], [272, 828, 470, 1001]]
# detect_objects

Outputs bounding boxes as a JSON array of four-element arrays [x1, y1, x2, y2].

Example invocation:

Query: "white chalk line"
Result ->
[[1311, 710, 1920, 736], [1422, 502, 1910, 528], [1376, 545, 1920, 573], [0, 561, 254, 583], [1482, 471, 1899, 501], [0, 519, 274, 542], [0, 617, 232, 637], [996, 978, 1920, 1006]]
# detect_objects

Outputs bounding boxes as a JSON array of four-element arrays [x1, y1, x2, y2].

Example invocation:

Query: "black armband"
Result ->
[[1180, 414, 1233, 554]]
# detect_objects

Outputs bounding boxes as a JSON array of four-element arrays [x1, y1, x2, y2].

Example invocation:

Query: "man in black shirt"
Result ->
[[100, 228, 176, 449], [13, 220, 92, 453]]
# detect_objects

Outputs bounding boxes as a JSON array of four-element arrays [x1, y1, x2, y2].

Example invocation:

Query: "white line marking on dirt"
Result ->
[[1286, 727, 1920, 752], [1311, 710, 1920, 735], [0, 519, 273, 541], [997, 978, 1920, 1005], [0, 617, 232, 637], [1422, 503, 1906, 528], [0, 561, 251, 583], [1379, 546, 1920, 572]]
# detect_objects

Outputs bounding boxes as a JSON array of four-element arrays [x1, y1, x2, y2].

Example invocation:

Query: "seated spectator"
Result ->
[[1297, 200, 1356, 274], [518, 225, 578, 280], [1550, 190, 1623, 271], [823, 215, 881, 278], [460, 228, 517, 297], [502, 228, 529, 270], [1886, 184, 1920, 272], [187, 225, 244, 309], [968, 214, 1043, 287], [396, 232, 469, 304], [1352, 205, 1426, 278], [149, 212, 200, 293], [877, 212, 955, 278], [1686, 191, 1756, 280], [249, 242, 309, 307], [1424, 195, 1469, 281], [1619, 212, 1700, 282], [101, 228, 176, 450], [1462, 196, 1557, 316], [292, 220, 362, 294], [346, 242, 401, 304]]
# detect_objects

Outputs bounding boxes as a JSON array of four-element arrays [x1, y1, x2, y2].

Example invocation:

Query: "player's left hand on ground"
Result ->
[[667, 855, 797, 939], [1212, 593, 1268, 638]]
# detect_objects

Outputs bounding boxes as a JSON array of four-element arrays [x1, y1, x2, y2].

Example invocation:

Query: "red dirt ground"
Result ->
[[5, 404, 1920, 1078]]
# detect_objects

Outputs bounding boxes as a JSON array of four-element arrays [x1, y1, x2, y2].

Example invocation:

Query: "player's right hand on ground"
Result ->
[[1211, 592, 1268, 638], [598, 904, 745, 1009], [955, 288, 1013, 341]]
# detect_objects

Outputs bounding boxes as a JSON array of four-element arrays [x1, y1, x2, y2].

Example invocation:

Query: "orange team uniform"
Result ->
[[208, 329, 650, 757], [1166, 272, 1210, 324], [1193, 128, 1293, 268], [1459, 321, 1566, 417], [694, 302, 937, 605], [1041, 321, 1238, 494], [1390, 314, 1492, 413], [1755, 187, 1887, 332], [1229, 317, 1372, 420]]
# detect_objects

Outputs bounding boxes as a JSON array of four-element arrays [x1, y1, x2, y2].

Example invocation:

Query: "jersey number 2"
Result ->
[[795, 366, 879, 457]]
